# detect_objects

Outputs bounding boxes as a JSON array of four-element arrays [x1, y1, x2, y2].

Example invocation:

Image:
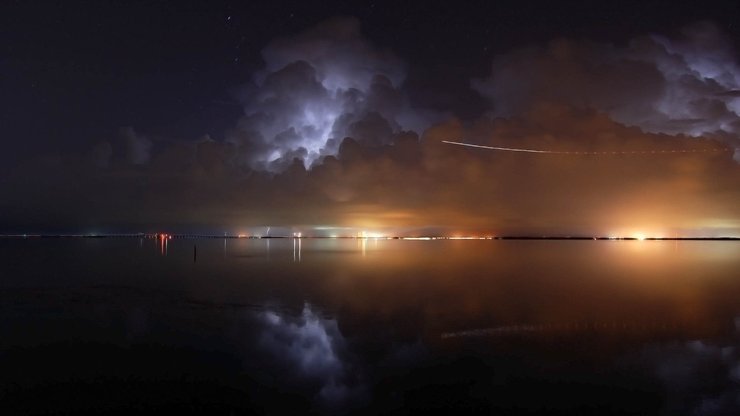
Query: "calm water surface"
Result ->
[[1, 238, 739, 414]]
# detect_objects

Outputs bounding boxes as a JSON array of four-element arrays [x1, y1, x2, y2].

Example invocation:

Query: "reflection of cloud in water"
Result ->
[[257, 304, 366, 407], [644, 334, 740, 415]]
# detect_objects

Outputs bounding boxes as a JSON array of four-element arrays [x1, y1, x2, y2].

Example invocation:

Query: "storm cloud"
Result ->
[[472, 21, 740, 159], [227, 17, 433, 171], [1, 18, 739, 235]]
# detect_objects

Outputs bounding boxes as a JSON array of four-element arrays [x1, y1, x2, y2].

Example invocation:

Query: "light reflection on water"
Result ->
[[0, 238, 739, 414], [257, 303, 367, 407]]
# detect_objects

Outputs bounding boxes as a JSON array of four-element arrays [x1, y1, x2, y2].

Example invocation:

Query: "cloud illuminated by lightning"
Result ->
[[228, 17, 420, 171]]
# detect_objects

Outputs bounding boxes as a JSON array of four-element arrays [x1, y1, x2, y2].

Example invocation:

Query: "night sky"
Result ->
[[2, 0, 740, 235]]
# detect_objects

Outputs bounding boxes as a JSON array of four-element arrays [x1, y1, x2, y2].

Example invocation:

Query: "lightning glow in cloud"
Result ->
[[229, 17, 422, 171]]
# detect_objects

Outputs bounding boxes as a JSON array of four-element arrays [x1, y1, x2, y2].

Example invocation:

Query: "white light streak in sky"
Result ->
[[442, 141, 733, 155]]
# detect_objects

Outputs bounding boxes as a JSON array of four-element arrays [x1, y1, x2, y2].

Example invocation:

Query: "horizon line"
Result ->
[[1, 234, 738, 241]]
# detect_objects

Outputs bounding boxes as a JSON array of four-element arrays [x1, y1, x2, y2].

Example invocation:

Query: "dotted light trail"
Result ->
[[442, 140, 733, 155]]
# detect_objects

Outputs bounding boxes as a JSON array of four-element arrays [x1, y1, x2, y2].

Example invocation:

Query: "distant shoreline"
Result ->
[[1, 234, 738, 241]]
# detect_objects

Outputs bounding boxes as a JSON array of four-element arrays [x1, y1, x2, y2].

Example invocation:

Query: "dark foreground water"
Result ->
[[1, 238, 739, 415]]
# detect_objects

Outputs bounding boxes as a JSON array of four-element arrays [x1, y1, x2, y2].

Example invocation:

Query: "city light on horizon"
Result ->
[[3, 227, 739, 240]]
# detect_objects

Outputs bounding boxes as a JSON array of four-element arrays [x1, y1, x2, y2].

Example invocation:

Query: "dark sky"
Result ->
[[2, 0, 739, 234]]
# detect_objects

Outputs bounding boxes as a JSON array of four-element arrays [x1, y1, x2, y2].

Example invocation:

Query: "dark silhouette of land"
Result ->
[[1, 234, 737, 241]]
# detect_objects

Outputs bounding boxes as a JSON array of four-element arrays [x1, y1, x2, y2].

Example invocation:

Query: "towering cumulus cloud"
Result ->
[[2, 19, 739, 235], [229, 17, 424, 171], [472, 21, 740, 160]]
